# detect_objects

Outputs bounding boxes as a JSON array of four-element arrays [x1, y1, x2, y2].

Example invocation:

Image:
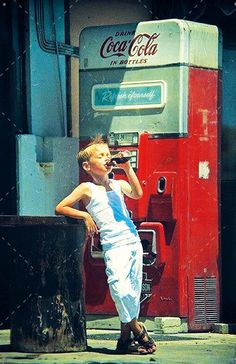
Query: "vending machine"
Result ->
[[79, 19, 221, 331]]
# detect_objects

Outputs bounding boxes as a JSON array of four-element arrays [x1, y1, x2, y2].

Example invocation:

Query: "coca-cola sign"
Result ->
[[99, 31, 160, 66]]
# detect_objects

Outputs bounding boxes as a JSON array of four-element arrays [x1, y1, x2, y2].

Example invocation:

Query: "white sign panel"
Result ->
[[79, 20, 220, 70]]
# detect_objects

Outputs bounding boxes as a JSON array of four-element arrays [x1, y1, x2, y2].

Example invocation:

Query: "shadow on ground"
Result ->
[[87, 333, 208, 341]]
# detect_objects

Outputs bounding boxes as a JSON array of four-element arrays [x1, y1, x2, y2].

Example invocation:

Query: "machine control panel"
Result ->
[[108, 132, 139, 146], [127, 150, 138, 169], [109, 132, 139, 169]]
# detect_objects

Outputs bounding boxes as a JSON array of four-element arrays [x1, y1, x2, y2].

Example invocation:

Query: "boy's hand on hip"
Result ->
[[84, 213, 98, 236]]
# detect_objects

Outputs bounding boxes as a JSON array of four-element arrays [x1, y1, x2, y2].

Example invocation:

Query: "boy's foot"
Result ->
[[134, 322, 157, 354], [116, 337, 149, 355]]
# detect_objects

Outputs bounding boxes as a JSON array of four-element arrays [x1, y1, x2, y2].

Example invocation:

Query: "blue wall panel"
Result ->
[[16, 135, 79, 216], [26, 0, 67, 136]]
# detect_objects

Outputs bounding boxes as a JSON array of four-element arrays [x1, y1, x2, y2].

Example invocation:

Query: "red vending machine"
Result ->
[[79, 19, 221, 331]]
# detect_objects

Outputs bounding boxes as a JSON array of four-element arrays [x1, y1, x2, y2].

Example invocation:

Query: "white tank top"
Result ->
[[85, 180, 139, 250]]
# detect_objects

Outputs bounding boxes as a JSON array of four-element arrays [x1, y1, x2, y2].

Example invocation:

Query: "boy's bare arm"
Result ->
[[55, 183, 98, 236], [119, 163, 143, 199]]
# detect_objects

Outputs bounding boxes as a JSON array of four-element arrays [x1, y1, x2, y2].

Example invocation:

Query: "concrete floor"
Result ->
[[0, 329, 236, 364]]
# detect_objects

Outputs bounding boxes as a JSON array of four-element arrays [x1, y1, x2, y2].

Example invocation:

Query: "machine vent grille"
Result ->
[[194, 277, 218, 324]]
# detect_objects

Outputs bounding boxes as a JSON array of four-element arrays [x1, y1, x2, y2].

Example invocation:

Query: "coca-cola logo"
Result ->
[[100, 32, 160, 59]]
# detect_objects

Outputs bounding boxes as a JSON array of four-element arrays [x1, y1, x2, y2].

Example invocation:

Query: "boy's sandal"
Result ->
[[116, 337, 149, 355], [134, 322, 157, 353]]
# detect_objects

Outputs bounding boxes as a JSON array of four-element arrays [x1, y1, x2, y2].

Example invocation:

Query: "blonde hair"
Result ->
[[77, 135, 108, 169]]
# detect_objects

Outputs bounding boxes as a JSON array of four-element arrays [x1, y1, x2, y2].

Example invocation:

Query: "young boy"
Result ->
[[55, 136, 156, 354]]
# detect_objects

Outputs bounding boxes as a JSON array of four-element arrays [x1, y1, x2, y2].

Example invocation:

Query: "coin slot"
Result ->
[[157, 176, 166, 194]]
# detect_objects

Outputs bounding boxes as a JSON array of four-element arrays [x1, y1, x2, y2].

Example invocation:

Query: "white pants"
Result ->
[[104, 242, 143, 323]]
